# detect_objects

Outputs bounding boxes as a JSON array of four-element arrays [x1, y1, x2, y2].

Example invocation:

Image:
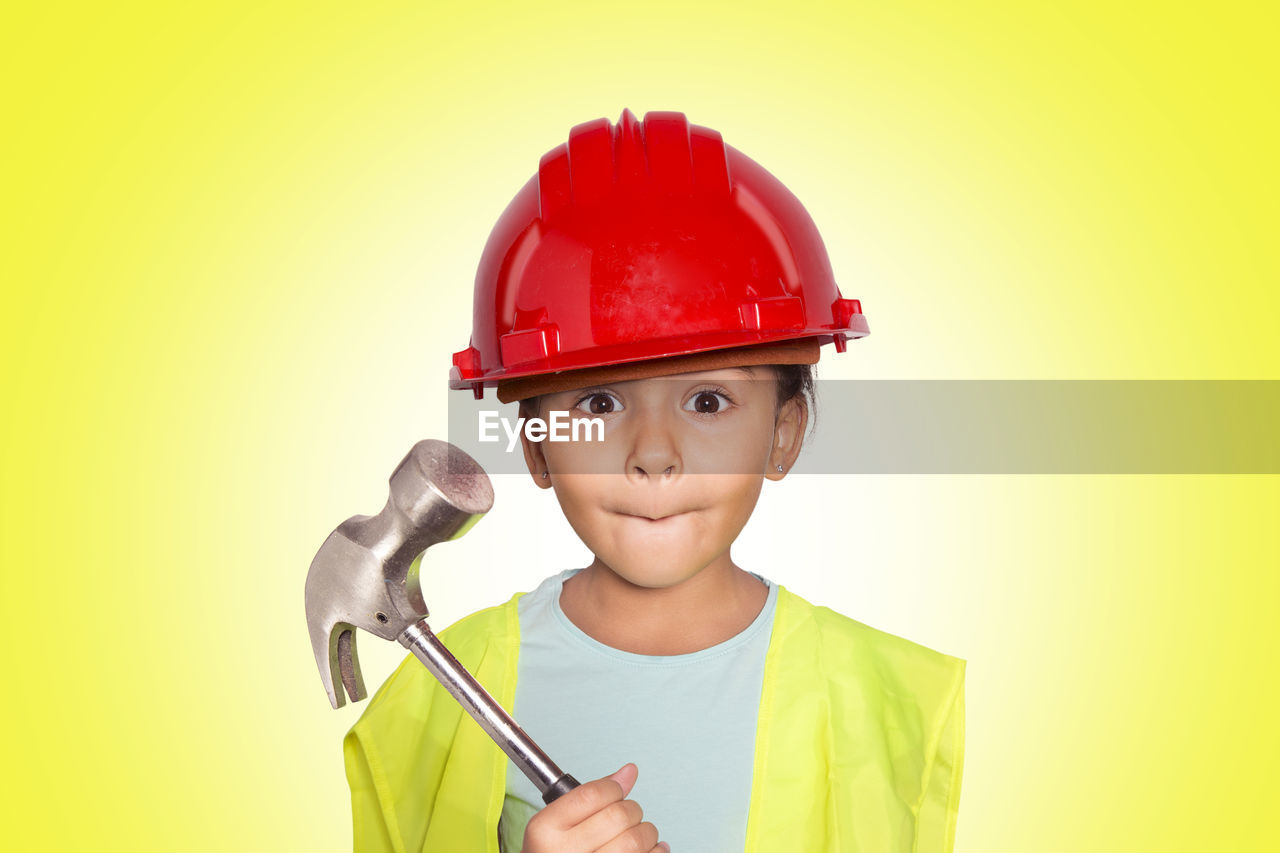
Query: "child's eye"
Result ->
[[574, 391, 624, 415], [684, 390, 731, 415]]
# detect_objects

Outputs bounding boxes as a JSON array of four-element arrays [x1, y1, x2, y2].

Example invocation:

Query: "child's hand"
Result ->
[[522, 763, 669, 853]]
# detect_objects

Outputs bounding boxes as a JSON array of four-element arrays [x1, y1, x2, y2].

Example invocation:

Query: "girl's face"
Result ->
[[520, 367, 807, 590]]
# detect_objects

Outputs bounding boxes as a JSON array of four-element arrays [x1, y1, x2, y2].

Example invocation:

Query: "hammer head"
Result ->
[[304, 439, 494, 708]]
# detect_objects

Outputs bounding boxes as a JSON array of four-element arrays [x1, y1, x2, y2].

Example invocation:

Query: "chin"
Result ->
[[600, 549, 717, 590]]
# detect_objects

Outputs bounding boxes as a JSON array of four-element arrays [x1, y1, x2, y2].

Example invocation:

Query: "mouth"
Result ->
[[614, 509, 692, 522]]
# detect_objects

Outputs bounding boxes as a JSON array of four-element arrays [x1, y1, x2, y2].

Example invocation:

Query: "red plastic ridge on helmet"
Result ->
[[450, 109, 869, 399]]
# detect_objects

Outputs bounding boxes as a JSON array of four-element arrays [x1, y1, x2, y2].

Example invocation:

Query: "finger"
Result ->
[[610, 762, 639, 798], [571, 798, 644, 851], [596, 820, 660, 853], [538, 769, 630, 829]]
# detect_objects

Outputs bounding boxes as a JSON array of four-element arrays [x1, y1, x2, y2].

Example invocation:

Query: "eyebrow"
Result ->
[[555, 366, 762, 398]]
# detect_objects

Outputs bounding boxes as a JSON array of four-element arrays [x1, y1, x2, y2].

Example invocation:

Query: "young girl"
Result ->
[[344, 110, 966, 853]]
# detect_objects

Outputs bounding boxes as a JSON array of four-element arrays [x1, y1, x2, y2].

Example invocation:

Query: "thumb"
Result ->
[[608, 763, 639, 798]]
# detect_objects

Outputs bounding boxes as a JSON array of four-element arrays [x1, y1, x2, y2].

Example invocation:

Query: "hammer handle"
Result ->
[[399, 619, 580, 804]]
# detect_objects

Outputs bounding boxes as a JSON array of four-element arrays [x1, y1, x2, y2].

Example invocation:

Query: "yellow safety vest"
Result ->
[[344, 586, 966, 852]]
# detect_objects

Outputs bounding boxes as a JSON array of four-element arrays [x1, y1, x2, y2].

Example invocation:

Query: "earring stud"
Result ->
[[541, 471, 549, 479], [776, 464, 784, 472]]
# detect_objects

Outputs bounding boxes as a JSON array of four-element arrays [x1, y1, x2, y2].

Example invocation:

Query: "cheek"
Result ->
[[685, 425, 776, 474], [721, 475, 766, 520], [548, 475, 596, 513], [546, 476, 615, 541], [541, 433, 624, 475], [683, 476, 765, 533]]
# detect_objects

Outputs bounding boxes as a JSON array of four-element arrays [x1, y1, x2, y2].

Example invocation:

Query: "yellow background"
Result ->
[[3, 1, 1277, 850]]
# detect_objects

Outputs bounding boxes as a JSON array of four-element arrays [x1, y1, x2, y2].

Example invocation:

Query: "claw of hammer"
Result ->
[[303, 439, 494, 708]]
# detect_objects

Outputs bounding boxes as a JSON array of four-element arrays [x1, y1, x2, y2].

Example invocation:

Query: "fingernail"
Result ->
[[658, 844, 671, 852]]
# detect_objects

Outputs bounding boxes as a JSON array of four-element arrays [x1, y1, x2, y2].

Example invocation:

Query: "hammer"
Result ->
[[304, 439, 580, 803]]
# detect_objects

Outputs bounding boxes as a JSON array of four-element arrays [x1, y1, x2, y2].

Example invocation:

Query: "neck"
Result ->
[[559, 555, 769, 655]]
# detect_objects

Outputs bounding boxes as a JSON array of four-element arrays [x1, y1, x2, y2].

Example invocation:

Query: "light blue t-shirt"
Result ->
[[499, 569, 778, 852]]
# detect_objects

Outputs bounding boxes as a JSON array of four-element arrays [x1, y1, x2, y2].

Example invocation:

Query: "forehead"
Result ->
[[562, 365, 767, 392]]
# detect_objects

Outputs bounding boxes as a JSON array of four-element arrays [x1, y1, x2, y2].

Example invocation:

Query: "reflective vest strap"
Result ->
[[744, 586, 836, 851]]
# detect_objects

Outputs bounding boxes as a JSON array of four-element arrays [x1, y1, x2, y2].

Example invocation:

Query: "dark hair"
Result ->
[[772, 363, 817, 437], [773, 363, 812, 407]]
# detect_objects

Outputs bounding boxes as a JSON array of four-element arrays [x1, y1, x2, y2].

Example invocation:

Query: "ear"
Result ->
[[766, 396, 808, 481], [517, 399, 554, 489]]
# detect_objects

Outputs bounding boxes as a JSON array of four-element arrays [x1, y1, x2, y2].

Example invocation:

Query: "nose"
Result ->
[[624, 408, 682, 481]]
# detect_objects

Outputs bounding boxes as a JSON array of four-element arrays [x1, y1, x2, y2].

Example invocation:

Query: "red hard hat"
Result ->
[[450, 109, 869, 400]]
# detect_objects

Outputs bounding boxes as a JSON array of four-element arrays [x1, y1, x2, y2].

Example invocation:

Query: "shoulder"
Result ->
[[773, 586, 966, 706], [438, 593, 523, 654], [352, 593, 523, 725], [774, 585, 964, 663]]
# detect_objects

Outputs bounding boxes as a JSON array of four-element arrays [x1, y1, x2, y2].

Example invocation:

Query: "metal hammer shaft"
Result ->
[[399, 620, 580, 804]]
